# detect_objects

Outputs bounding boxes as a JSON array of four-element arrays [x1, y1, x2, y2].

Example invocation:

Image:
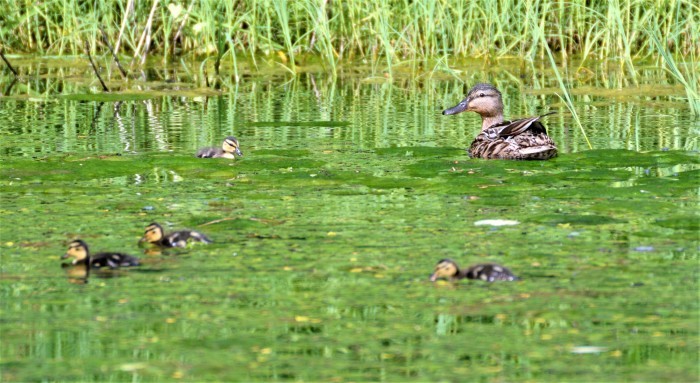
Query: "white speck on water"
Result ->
[[474, 219, 520, 226]]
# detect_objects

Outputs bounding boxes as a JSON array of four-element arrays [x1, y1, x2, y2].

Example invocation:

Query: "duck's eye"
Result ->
[[479, 92, 485, 97]]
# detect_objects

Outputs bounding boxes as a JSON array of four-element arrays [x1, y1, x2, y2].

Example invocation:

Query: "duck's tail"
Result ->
[[519, 146, 558, 160]]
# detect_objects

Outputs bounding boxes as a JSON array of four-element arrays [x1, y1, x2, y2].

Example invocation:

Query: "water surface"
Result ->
[[1, 57, 698, 382]]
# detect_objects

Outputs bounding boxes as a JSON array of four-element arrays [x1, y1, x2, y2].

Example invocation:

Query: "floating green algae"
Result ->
[[1, 69, 698, 382]]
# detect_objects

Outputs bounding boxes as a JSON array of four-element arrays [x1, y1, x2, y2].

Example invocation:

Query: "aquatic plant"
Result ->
[[647, 28, 700, 116], [533, 19, 593, 149], [2, 0, 697, 67]]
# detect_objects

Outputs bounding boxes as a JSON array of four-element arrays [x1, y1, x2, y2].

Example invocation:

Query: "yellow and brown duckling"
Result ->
[[61, 239, 140, 269], [429, 259, 518, 282], [196, 136, 243, 159], [443, 83, 557, 160], [139, 222, 212, 248]]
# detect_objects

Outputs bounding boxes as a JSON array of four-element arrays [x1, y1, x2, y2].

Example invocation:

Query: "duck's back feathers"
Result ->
[[196, 147, 226, 158], [495, 112, 555, 138], [464, 263, 518, 282], [470, 113, 557, 160], [163, 230, 213, 248], [469, 131, 557, 160], [91, 252, 141, 268]]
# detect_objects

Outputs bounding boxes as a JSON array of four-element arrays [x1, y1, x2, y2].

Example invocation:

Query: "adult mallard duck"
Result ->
[[443, 83, 557, 160], [139, 222, 212, 248], [429, 259, 518, 282], [196, 136, 243, 159], [61, 239, 140, 268]]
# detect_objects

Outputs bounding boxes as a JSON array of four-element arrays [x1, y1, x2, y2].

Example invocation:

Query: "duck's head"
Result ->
[[442, 83, 503, 118], [429, 258, 460, 281], [222, 136, 243, 157], [140, 222, 164, 244], [62, 239, 89, 263]]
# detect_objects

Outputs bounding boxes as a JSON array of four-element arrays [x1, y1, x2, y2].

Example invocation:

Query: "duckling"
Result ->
[[61, 239, 140, 269], [139, 222, 212, 248], [196, 136, 243, 159], [443, 83, 557, 160], [429, 259, 517, 282]]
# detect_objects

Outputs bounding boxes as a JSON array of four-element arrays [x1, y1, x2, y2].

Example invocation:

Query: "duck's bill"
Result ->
[[235, 149, 243, 157], [60, 253, 69, 259], [442, 101, 468, 115], [429, 273, 438, 282]]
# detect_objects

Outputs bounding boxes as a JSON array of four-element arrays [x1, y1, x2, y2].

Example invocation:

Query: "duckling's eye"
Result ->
[[479, 92, 485, 97]]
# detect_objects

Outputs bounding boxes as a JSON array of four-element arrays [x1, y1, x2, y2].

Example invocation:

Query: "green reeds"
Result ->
[[2, 0, 698, 81], [647, 28, 700, 116], [533, 19, 593, 149], [0, 0, 700, 63]]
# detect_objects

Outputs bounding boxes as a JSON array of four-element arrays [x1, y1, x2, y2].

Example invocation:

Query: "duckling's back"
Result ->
[[91, 252, 141, 268], [163, 230, 213, 247], [196, 146, 224, 158], [465, 263, 518, 281]]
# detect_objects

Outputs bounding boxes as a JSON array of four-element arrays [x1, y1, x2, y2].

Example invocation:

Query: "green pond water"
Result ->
[[1, 58, 698, 382]]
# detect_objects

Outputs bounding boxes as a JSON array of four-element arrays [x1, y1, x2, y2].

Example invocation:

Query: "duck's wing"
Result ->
[[496, 112, 555, 138]]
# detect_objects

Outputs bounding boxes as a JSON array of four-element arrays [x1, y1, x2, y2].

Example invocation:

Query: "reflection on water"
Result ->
[[0, 60, 697, 157], [1, 58, 698, 382]]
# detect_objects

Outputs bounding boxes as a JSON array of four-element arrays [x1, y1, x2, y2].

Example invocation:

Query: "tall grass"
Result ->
[[3, 0, 697, 65], [647, 27, 700, 116], [532, 18, 593, 149]]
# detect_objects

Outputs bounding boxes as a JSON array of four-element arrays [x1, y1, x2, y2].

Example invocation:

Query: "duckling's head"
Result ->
[[141, 222, 164, 244], [62, 239, 89, 263], [442, 83, 503, 118], [222, 136, 243, 157], [429, 258, 460, 281]]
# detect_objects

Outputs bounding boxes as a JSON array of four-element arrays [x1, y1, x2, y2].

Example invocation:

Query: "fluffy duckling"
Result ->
[[139, 222, 212, 248], [196, 136, 243, 159], [61, 239, 140, 269], [443, 83, 557, 160], [429, 259, 517, 282]]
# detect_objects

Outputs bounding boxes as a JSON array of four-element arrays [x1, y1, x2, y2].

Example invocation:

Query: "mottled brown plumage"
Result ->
[[429, 259, 518, 282], [443, 83, 557, 160]]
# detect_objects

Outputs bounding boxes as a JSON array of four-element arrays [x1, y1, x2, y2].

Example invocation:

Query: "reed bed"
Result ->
[[2, 0, 698, 113], [3, 0, 697, 64]]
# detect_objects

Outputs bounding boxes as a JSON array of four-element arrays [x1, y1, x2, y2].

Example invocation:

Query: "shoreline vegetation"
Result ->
[[1, 0, 698, 113], [2, 1, 697, 64]]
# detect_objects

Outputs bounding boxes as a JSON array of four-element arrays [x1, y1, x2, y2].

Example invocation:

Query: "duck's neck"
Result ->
[[453, 267, 469, 280], [84, 255, 91, 278], [480, 115, 504, 131]]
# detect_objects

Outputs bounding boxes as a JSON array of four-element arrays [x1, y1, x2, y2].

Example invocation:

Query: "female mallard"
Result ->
[[139, 222, 212, 248], [429, 259, 518, 282], [61, 239, 140, 268], [196, 136, 243, 159], [443, 83, 557, 160]]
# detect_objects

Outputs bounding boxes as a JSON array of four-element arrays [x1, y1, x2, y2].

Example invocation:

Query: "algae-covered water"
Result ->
[[1, 58, 698, 382]]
